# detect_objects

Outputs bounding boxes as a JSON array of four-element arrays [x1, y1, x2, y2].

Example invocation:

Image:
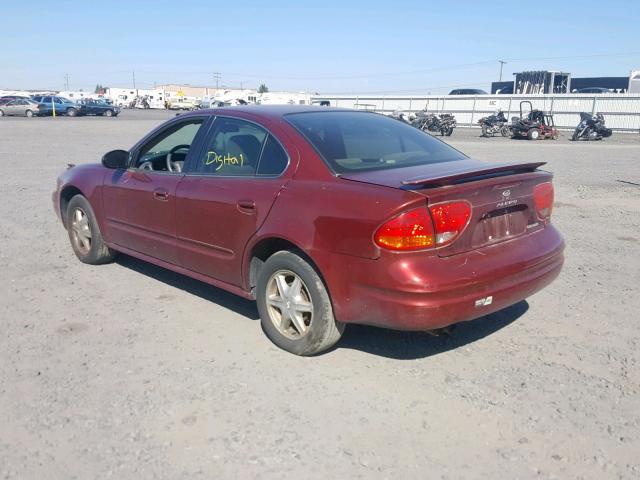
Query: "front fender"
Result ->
[[54, 163, 108, 230]]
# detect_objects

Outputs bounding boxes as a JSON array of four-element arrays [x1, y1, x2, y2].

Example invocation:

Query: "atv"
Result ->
[[511, 101, 559, 140]]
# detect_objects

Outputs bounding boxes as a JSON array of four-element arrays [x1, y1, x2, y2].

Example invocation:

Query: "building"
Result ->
[[492, 70, 632, 94]]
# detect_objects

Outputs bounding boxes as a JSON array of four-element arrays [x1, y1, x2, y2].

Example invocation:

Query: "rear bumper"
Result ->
[[325, 225, 564, 330]]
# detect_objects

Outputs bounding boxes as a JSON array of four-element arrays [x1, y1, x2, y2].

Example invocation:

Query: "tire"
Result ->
[[66, 108, 78, 117], [256, 250, 344, 356], [500, 125, 511, 137], [444, 126, 454, 136], [25, 109, 34, 118], [66, 195, 115, 265], [527, 129, 540, 140], [104, 109, 113, 117], [0, 109, 4, 117], [481, 124, 490, 137]]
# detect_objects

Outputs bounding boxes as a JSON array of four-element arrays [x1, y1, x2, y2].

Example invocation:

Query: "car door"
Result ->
[[5, 100, 20, 115], [102, 116, 209, 265], [176, 116, 292, 286]]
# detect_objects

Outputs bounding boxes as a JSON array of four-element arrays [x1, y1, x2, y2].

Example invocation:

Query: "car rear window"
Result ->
[[285, 111, 465, 173]]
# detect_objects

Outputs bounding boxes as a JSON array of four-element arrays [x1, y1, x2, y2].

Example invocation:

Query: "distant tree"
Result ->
[[94, 84, 106, 94], [257, 83, 269, 93]]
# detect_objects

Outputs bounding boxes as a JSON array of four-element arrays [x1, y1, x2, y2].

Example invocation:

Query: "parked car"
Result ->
[[168, 97, 200, 110], [52, 106, 564, 355], [0, 98, 41, 117], [78, 99, 120, 117], [575, 87, 611, 94], [32, 96, 85, 116], [449, 88, 488, 95]]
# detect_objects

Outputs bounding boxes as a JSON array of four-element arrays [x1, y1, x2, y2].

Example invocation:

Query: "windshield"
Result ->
[[285, 111, 466, 173]]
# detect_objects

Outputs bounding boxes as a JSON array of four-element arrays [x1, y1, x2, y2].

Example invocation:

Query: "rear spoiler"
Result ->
[[401, 162, 546, 188]]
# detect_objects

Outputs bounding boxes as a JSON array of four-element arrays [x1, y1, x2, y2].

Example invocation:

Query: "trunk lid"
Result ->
[[340, 159, 552, 257]]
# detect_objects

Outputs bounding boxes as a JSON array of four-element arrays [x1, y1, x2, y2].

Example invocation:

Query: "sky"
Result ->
[[2, 0, 639, 94]]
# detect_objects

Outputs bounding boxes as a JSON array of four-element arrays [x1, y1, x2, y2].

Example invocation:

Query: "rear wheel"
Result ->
[[256, 251, 344, 356], [481, 124, 489, 137], [500, 125, 511, 137], [25, 109, 34, 118], [0, 109, 4, 117], [528, 129, 540, 140], [66, 107, 78, 117], [66, 195, 115, 264], [444, 126, 454, 136]]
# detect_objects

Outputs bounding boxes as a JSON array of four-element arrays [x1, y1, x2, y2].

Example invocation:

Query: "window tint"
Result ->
[[42, 96, 52, 103], [257, 135, 288, 175], [194, 117, 267, 176], [285, 111, 465, 173]]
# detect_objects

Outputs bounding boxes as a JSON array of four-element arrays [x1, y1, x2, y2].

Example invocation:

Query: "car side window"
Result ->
[[134, 119, 204, 173], [257, 135, 289, 176], [194, 117, 267, 176], [43, 96, 52, 103]]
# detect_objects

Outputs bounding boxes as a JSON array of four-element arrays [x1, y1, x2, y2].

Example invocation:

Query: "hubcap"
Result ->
[[266, 270, 313, 339], [70, 207, 92, 254]]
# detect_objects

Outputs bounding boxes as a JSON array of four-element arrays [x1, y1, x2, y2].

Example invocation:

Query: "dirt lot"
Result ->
[[1, 110, 639, 479]]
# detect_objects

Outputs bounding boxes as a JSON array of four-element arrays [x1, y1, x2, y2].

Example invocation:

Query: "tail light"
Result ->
[[429, 201, 471, 246], [374, 208, 434, 251], [533, 182, 554, 221], [374, 201, 471, 251]]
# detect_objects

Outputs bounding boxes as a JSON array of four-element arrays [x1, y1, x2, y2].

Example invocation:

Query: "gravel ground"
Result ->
[[1, 110, 639, 479]]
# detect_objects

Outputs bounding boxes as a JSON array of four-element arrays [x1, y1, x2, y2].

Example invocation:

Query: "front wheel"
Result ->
[[256, 251, 344, 356], [0, 109, 4, 117], [481, 124, 489, 137], [443, 126, 454, 136], [528, 129, 540, 140], [104, 109, 114, 117], [500, 125, 511, 137], [66, 108, 78, 117], [66, 195, 115, 264], [25, 109, 34, 118]]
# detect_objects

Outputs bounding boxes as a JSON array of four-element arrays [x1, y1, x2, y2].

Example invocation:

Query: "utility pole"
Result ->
[[498, 60, 507, 82], [64, 73, 69, 91], [132, 70, 136, 90], [213, 72, 221, 90]]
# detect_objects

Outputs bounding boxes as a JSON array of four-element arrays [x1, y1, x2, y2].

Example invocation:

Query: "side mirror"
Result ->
[[102, 149, 129, 169]]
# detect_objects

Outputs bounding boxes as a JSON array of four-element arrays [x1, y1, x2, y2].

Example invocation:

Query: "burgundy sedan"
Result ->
[[53, 106, 564, 355]]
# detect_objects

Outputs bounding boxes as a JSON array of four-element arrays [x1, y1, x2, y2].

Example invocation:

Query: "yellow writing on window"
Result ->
[[205, 151, 245, 171]]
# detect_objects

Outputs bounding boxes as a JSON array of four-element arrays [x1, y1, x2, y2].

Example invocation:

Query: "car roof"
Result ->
[[179, 105, 362, 121]]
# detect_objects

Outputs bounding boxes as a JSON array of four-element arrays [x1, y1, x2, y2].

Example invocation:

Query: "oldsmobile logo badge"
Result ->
[[496, 189, 517, 208]]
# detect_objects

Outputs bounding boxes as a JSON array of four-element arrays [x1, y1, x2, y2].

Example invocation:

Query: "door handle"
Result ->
[[237, 199, 256, 211], [153, 189, 169, 201]]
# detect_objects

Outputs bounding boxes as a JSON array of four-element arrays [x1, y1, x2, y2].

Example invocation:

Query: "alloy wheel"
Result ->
[[70, 207, 92, 254], [266, 270, 314, 339]]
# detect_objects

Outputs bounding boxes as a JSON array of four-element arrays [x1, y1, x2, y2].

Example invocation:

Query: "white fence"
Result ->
[[312, 94, 640, 132]]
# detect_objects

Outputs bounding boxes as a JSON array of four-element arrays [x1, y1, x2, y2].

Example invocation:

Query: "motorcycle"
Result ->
[[478, 110, 511, 137], [411, 111, 456, 136], [571, 112, 612, 141]]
